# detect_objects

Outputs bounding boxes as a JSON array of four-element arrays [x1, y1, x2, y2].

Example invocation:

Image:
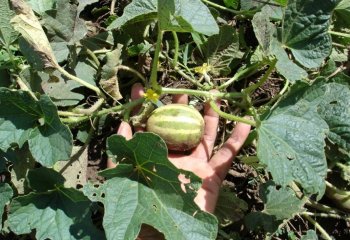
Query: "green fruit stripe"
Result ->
[[149, 125, 201, 135], [153, 106, 202, 119]]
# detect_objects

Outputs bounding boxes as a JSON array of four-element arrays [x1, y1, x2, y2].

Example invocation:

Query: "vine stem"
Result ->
[[150, 29, 164, 91], [302, 212, 349, 221], [56, 65, 104, 98], [58, 111, 84, 117], [244, 59, 277, 94], [218, 62, 263, 90], [162, 87, 243, 99], [15, 75, 38, 100], [201, 0, 240, 14], [174, 67, 205, 89], [117, 65, 147, 85], [209, 100, 256, 126], [329, 30, 350, 39], [301, 213, 332, 240], [61, 98, 145, 125], [171, 31, 179, 67]]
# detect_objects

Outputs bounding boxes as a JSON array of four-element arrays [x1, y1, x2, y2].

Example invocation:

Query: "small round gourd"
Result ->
[[146, 104, 205, 151]]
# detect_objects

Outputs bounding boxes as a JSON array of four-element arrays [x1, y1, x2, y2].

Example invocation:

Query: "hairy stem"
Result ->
[[171, 31, 179, 67], [150, 29, 163, 91], [244, 60, 277, 94], [15, 75, 38, 100], [329, 30, 350, 39], [302, 212, 349, 221], [301, 213, 332, 240], [62, 98, 145, 125], [162, 87, 243, 99], [86, 48, 100, 68], [117, 65, 147, 85], [218, 62, 263, 90], [209, 100, 256, 126], [56, 65, 104, 97], [175, 67, 205, 89], [201, 0, 240, 14]]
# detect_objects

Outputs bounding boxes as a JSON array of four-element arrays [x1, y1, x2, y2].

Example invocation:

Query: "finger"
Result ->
[[172, 94, 188, 104], [209, 120, 251, 181], [131, 83, 145, 100], [107, 121, 133, 168], [131, 83, 145, 132], [191, 97, 220, 160]]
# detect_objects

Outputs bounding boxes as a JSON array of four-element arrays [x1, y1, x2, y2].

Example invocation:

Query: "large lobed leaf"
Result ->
[[0, 183, 13, 231], [84, 178, 217, 240], [0, 0, 18, 46], [7, 167, 103, 240], [108, 0, 219, 36], [198, 25, 243, 76], [258, 78, 350, 197], [0, 88, 72, 167], [279, 0, 339, 68], [245, 181, 304, 233], [252, 11, 307, 83], [84, 133, 218, 240]]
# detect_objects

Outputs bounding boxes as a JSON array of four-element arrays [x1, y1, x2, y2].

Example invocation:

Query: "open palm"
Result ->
[[107, 83, 251, 213]]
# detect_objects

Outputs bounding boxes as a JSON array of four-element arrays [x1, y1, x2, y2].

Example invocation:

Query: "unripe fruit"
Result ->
[[146, 104, 205, 151]]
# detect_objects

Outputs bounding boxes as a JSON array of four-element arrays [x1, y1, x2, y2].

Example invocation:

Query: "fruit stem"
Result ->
[[209, 100, 256, 126]]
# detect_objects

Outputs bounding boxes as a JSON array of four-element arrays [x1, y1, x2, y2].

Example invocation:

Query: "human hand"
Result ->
[[107, 83, 251, 213]]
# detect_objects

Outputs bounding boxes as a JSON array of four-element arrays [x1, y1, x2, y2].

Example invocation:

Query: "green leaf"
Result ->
[[83, 177, 218, 240], [28, 0, 56, 14], [20, 68, 85, 107], [260, 181, 304, 220], [301, 230, 318, 240], [0, 183, 13, 231], [106, 133, 199, 192], [214, 186, 248, 225], [107, 0, 157, 30], [317, 83, 350, 151], [258, 78, 350, 196], [198, 25, 243, 76], [223, 0, 239, 9], [334, 0, 350, 26], [28, 95, 73, 167], [275, 78, 350, 151], [27, 167, 65, 192], [100, 45, 123, 100], [257, 84, 329, 196], [84, 132, 218, 239], [42, 0, 87, 50], [7, 191, 103, 240], [244, 212, 280, 233], [244, 181, 304, 233], [0, 0, 18, 46], [252, 11, 307, 82], [0, 88, 41, 151], [108, 0, 218, 35], [159, 0, 219, 35], [279, 0, 338, 68], [10, 0, 58, 70], [0, 88, 72, 167]]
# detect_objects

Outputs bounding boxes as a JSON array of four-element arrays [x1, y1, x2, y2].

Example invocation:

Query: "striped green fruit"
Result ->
[[146, 104, 205, 151]]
